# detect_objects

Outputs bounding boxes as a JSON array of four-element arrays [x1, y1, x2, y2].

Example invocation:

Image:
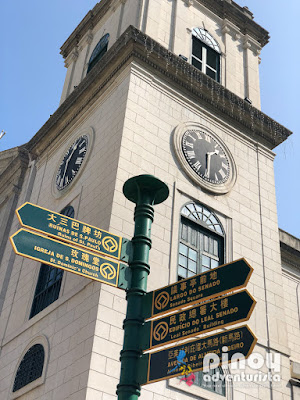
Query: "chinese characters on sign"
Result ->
[[143, 258, 253, 319], [10, 229, 121, 287], [142, 290, 256, 350], [16, 202, 125, 260], [140, 325, 257, 385]]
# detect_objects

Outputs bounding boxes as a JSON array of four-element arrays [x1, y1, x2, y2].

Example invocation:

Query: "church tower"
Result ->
[[1, 1, 298, 400]]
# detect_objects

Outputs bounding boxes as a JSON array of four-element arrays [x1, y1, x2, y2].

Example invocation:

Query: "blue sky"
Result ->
[[1, 1, 299, 238]]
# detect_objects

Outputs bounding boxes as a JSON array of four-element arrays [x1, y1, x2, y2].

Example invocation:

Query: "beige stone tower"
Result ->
[[1, 1, 299, 400]]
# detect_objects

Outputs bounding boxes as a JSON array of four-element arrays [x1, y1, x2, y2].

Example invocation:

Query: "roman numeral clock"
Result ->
[[52, 128, 94, 197], [173, 123, 237, 194]]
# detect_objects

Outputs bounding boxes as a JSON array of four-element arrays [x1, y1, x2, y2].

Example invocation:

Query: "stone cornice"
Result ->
[[60, 0, 269, 59], [280, 228, 300, 260], [0, 147, 29, 199], [194, 0, 269, 46], [60, 0, 112, 59], [26, 26, 291, 157]]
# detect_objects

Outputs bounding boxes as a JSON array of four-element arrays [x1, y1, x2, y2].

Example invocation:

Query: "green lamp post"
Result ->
[[117, 175, 169, 400]]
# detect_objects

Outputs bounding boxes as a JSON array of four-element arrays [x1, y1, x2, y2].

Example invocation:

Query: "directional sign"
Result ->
[[15, 202, 129, 261], [141, 290, 256, 350], [10, 229, 129, 289], [139, 325, 257, 385], [143, 258, 253, 319]]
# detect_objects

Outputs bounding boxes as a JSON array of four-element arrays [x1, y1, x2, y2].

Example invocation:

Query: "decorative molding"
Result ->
[[243, 34, 261, 56], [64, 49, 79, 68], [60, 0, 270, 60], [26, 26, 291, 158], [78, 29, 93, 51], [222, 19, 240, 39], [182, 0, 194, 7], [60, 0, 112, 59]]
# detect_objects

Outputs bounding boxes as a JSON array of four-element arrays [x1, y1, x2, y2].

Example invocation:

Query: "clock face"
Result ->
[[182, 130, 230, 185], [56, 135, 88, 191], [173, 123, 237, 194]]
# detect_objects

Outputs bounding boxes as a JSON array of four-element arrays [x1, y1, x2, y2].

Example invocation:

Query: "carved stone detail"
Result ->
[[182, 0, 194, 6], [28, 26, 291, 157], [64, 49, 79, 68], [243, 34, 261, 56], [78, 30, 93, 51], [222, 19, 241, 42]]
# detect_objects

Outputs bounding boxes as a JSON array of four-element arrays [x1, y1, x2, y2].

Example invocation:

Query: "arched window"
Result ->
[[191, 27, 221, 82], [178, 202, 225, 396], [29, 205, 75, 318], [12, 344, 45, 392], [87, 33, 110, 73], [178, 202, 224, 280]]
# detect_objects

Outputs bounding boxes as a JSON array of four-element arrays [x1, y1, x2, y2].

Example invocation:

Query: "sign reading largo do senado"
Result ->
[[10, 190, 257, 398]]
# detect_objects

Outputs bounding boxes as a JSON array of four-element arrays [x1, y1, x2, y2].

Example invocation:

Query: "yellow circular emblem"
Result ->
[[102, 236, 118, 253], [153, 322, 169, 341], [155, 291, 170, 310], [100, 263, 116, 280]]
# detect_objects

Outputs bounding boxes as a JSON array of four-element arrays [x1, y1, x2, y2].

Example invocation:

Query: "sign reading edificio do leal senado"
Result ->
[[15, 202, 128, 261], [10, 229, 125, 287], [141, 289, 256, 350]]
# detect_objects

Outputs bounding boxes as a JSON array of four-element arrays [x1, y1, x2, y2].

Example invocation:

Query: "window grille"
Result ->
[[29, 205, 74, 318], [178, 203, 224, 280], [178, 203, 225, 395], [12, 344, 45, 392]]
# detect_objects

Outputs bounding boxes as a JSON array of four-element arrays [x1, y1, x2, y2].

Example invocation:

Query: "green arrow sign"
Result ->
[[141, 290, 256, 350], [139, 325, 257, 385], [16, 202, 129, 261], [143, 258, 253, 319], [10, 229, 130, 289]]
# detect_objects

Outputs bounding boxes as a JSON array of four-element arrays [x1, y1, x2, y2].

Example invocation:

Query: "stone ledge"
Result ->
[[60, 0, 269, 59], [280, 228, 300, 268], [26, 26, 291, 156]]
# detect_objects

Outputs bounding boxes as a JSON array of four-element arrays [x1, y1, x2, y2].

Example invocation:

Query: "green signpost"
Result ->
[[10, 229, 129, 289], [9, 175, 257, 399], [143, 258, 253, 319], [16, 202, 129, 261], [116, 175, 169, 400], [139, 325, 257, 385], [141, 289, 256, 350]]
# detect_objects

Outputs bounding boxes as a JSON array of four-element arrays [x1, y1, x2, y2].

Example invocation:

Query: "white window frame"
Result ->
[[191, 27, 221, 83]]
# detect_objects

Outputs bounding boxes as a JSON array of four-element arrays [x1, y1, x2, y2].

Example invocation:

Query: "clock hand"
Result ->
[[204, 150, 219, 178], [60, 143, 79, 186]]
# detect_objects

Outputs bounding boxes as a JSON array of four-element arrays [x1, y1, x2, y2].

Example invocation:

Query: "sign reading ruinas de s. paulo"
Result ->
[[138, 325, 257, 385], [141, 290, 256, 350], [10, 229, 127, 288], [15, 202, 129, 261], [143, 258, 253, 319]]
